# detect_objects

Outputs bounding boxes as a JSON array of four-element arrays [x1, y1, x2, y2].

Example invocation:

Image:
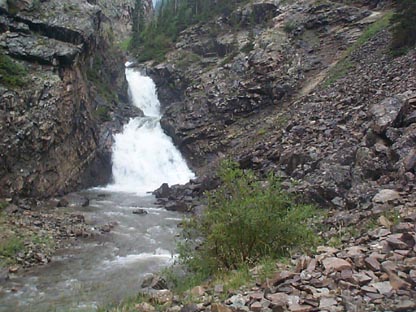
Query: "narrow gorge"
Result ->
[[0, 0, 415, 311]]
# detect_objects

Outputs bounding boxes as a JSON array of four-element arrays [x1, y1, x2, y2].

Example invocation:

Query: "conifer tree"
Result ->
[[391, 0, 416, 54]]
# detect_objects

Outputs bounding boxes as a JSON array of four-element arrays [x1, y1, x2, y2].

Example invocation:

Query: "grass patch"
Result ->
[[86, 56, 117, 104], [173, 51, 202, 70], [0, 53, 28, 88], [323, 11, 393, 87], [119, 38, 132, 52], [0, 236, 24, 262], [93, 106, 111, 122]]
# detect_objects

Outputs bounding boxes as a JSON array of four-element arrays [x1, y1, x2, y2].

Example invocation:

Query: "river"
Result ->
[[0, 68, 194, 311]]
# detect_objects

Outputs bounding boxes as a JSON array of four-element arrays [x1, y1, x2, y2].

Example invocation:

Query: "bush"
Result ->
[[391, 0, 416, 55], [178, 161, 317, 275], [0, 53, 27, 88]]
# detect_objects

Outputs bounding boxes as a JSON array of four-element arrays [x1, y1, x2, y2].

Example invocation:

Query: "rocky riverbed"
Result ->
[[123, 190, 416, 312], [0, 195, 101, 275]]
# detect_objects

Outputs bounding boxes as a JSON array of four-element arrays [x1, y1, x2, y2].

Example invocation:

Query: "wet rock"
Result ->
[[133, 209, 148, 215], [153, 183, 171, 198], [141, 274, 168, 290]]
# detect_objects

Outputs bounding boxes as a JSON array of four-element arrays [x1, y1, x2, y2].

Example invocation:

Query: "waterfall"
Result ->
[[106, 68, 194, 194]]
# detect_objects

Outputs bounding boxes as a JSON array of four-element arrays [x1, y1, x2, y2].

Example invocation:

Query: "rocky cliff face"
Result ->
[[146, 0, 415, 209], [0, 0, 145, 198]]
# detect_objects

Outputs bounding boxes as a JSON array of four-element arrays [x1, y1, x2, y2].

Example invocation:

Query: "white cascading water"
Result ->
[[106, 68, 194, 194]]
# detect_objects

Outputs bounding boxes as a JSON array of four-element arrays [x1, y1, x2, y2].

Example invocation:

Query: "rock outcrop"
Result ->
[[145, 0, 415, 211], [0, 0, 145, 197]]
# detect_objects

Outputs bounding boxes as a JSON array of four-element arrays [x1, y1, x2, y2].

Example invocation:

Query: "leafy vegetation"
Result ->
[[178, 161, 317, 277], [86, 56, 117, 106], [93, 106, 111, 122], [0, 53, 28, 88], [390, 0, 416, 56], [324, 12, 393, 86], [130, 0, 249, 62]]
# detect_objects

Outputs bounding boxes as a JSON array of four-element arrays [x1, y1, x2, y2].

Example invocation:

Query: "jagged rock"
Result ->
[[153, 183, 171, 198], [322, 258, 352, 272], [133, 209, 148, 215], [364, 256, 381, 271], [371, 281, 393, 295], [372, 190, 401, 204], [370, 97, 409, 134], [393, 300, 416, 312]]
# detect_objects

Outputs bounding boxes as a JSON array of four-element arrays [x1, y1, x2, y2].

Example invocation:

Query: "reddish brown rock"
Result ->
[[322, 257, 352, 272], [365, 257, 381, 271]]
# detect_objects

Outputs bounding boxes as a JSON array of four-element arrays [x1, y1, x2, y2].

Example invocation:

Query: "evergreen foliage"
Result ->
[[178, 161, 317, 275], [131, 0, 249, 62], [391, 0, 416, 55], [0, 53, 27, 88]]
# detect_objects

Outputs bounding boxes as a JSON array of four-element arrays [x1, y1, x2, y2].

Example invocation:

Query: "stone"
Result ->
[[133, 209, 148, 215], [190, 286, 206, 297], [266, 292, 288, 307], [148, 289, 173, 305], [295, 256, 311, 273], [211, 303, 233, 312], [8, 265, 19, 273], [388, 272, 411, 290], [386, 236, 409, 250], [181, 304, 199, 312], [135, 302, 156, 312], [378, 215, 392, 228], [250, 301, 262, 312], [371, 281, 393, 295], [249, 292, 264, 301], [288, 304, 312, 312], [370, 97, 409, 134], [393, 300, 416, 311], [353, 273, 372, 286], [214, 284, 224, 293], [153, 183, 171, 198], [319, 296, 337, 309], [227, 294, 247, 309], [322, 257, 352, 272], [381, 261, 397, 273], [317, 246, 339, 255], [267, 271, 296, 287], [364, 257, 381, 271], [372, 189, 400, 204]]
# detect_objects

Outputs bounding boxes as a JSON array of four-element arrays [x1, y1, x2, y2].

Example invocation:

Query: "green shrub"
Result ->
[[94, 106, 111, 122], [391, 0, 416, 55], [0, 236, 24, 261], [178, 161, 317, 275], [0, 53, 27, 88], [283, 20, 298, 33]]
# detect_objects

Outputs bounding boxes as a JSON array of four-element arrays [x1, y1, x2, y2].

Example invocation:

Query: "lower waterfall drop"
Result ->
[[106, 68, 194, 194]]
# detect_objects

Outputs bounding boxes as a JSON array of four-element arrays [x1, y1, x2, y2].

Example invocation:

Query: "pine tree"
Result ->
[[391, 0, 416, 54]]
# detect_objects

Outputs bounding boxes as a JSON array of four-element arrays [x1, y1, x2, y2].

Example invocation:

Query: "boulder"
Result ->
[[370, 97, 409, 134]]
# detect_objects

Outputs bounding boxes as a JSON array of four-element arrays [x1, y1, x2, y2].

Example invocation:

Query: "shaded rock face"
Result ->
[[0, 0, 143, 198], [146, 0, 415, 208]]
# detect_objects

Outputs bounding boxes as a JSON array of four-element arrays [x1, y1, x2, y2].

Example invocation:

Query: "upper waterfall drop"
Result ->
[[106, 68, 195, 194]]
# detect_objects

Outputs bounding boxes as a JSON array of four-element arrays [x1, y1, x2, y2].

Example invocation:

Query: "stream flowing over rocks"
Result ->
[[0, 66, 194, 310]]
